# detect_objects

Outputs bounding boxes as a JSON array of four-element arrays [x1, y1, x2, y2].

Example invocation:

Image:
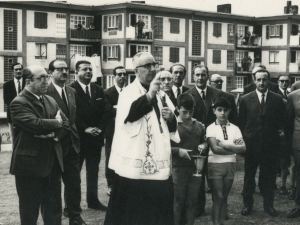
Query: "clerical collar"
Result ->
[[140, 82, 149, 92]]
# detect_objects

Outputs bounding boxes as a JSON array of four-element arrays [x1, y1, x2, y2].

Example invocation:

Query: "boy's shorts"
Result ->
[[172, 167, 202, 186], [208, 162, 236, 180]]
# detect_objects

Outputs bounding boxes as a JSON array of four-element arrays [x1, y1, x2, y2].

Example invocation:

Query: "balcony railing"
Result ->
[[136, 31, 153, 40], [236, 36, 261, 48], [126, 27, 153, 41], [70, 29, 101, 39]]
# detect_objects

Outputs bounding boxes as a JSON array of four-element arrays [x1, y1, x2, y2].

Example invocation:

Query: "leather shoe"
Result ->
[[264, 207, 278, 217], [88, 202, 107, 211], [287, 208, 300, 218], [241, 207, 252, 216], [69, 216, 87, 225]]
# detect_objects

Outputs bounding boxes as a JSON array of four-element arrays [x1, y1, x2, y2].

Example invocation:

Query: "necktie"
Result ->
[[39, 96, 45, 108], [177, 88, 181, 97], [86, 86, 91, 99], [221, 125, 228, 140], [284, 90, 287, 99], [201, 90, 206, 101], [17, 80, 21, 94], [120, 88, 122, 92], [62, 88, 68, 107], [261, 93, 265, 111]]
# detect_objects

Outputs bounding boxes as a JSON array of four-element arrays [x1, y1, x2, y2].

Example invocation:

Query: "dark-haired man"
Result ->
[[239, 69, 284, 217], [47, 59, 85, 224], [104, 66, 127, 196], [3, 63, 25, 142], [69, 60, 107, 211], [170, 64, 189, 98]]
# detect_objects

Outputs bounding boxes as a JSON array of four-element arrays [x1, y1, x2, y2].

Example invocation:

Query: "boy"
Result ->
[[172, 93, 207, 225], [206, 97, 246, 225]]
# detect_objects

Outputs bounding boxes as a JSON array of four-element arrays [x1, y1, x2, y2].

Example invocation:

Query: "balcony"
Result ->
[[289, 62, 300, 73], [126, 27, 153, 42], [70, 29, 101, 41], [236, 35, 261, 49]]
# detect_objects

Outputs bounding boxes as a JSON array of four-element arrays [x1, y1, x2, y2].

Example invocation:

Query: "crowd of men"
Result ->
[[5, 51, 300, 224]]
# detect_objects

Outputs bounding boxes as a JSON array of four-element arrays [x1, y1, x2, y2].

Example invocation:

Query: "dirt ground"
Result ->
[[0, 148, 299, 225]]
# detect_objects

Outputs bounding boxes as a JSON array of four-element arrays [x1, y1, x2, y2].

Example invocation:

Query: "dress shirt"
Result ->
[[195, 85, 207, 100], [256, 89, 268, 104], [52, 81, 68, 104], [14, 78, 23, 94], [115, 84, 123, 94], [279, 87, 287, 97], [78, 80, 91, 97], [172, 86, 183, 98]]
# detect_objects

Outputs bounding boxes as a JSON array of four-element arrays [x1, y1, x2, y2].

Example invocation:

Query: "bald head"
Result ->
[[24, 65, 49, 96], [132, 52, 155, 69], [132, 52, 157, 85], [210, 74, 223, 90]]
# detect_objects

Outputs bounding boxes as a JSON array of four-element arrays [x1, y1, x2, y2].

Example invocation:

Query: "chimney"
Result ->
[[217, 4, 231, 14], [284, 1, 298, 14]]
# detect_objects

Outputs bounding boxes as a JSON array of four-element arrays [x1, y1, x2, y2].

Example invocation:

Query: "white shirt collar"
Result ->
[[256, 89, 268, 102], [78, 80, 91, 95], [195, 85, 207, 97], [52, 81, 65, 97], [25, 87, 40, 100], [172, 86, 182, 97], [114, 84, 123, 94], [14, 77, 22, 83], [215, 119, 230, 126]]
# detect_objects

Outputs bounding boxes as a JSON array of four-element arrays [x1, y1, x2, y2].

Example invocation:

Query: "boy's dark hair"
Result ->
[[177, 93, 195, 110], [212, 97, 231, 109]]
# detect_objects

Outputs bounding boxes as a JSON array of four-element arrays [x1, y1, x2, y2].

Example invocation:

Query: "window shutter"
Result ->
[[243, 76, 248, 87], [130, 45, 137, 57], [118, 14, 122, 31], [86, 46, 93, 57], [291, 51, 296, 63], [213, 50, 221, 64], [103, 46, 107, 62], [34, 12, 47, 29], [213, 23, 217, 37], [169, 47, 174, 62], [175, 48, 179, 62], [131, 14, 137, 27], [280, 25, 283, 38], [103, 16, 107, 32], [244, 26, 249, 37], [117, 45, 121, 61], [266, 25, 270, 39], [213, 23, 222, 37]]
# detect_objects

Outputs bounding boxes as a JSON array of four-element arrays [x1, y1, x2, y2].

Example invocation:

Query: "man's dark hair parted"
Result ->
[[212, 97, 231, 110], [177, 93, 196, 110], [253, 69, 271, 80], [75, 60, 91, 71], [277, 74, 290, 80], [169, 64, 186, 74], [113, 66, 126, 76], [193, 64, 209, 75], [48, 59, 66, 72], [11, 63, 23, 71]]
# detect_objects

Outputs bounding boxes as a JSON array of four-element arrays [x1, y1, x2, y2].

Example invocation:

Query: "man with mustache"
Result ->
[[170, 64, 189, 99], [3, 63, 25, 142], [70, 60, 108, 211], [239, 69, 284, 217]]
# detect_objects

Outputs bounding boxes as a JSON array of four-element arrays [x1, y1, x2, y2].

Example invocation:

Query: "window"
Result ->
[[213, 50, 221, 64], [56, 14, 66, 35], [4, 10, 17, 50], [35, 43, 47, 59], [154, 17, 163, 39], [291, 51, 300, 63], [192, 21, 202, 56], [270, 25, 280, 36], [296, 77, 300, 82], [269, 51, 279, 63], [236, 51, 248, 64], [70, 45, 93, 56], [227, 24, 234, 44], [104, 15, 122, 32], [213, 23, 222, 37], [170, 19, 180, 34], [108, 15, 118, 28], [266, 25, 283, 39], [227, 50, 234, 70], [291, 24, 299, 35], [237, 25, 245, 38], [108, 46, 119, 58], [169, 47, 179, 63], [34, 12, 47, 29], [70, 15, 93, 29], [56, 44, 66, 59], [235, 76, 244, 88], [154, 46, 163, 65], [129, 45, 149, 57], [106, 75, 114, 88], [137, 14, 149, 29], [138, 45, 149, 52]]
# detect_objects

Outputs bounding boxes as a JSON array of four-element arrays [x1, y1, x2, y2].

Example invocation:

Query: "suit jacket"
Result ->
[[291, 81, 300, 92], [104, 85, 119, 139], [10, 89, 68, 177], [171, 85, 189, 98], [69, 81, 107, 146], [276, 89, 290, 100], [186, 86, 238, 126], [46, 82, 80, 154], [3, 78, 25, 123], [244, 82, 279, 95], [238, 91, 284, 155]]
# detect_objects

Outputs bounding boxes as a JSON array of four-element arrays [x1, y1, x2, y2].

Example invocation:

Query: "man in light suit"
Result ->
[[3, 63, 25, 142], [239, 69, 284, 217], [104, 66, 127, 196], [69, 60, 107, 211], [170, 64, 189, 99], [186, 65, 238, 216], [47, 59, 85, 225], [10, 65, 69, 225]]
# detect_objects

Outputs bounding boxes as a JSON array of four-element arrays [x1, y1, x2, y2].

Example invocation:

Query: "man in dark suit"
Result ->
[[3, 63, 25, 142], [47, 59, 85, 225], [170, 64, 189, 98], [104, 66, 127, 196], [243, 65, 279, 95], [186, 65, 238, 216], [239, 69, 284, 217], [69, 60, 107, 211], [10, 65, 69, 225]]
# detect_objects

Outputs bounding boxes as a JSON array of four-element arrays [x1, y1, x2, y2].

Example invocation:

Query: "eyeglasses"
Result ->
[[211, 80, 223, 84], [160, 77, 172, 82], [14, 68, 22, 71], [136, 63, 158, 69], [279, 80, 289, 83], [31, 75, 50, 82], [54, 67, 69, 72], [116, 73, 127, 77]]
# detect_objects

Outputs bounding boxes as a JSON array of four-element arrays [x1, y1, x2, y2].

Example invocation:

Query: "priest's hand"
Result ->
[[147, 75, 161, 99], [162, 107, 174, 121], [179, 148, 192, 160]]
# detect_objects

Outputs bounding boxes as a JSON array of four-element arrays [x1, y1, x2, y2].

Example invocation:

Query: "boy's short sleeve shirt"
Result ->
[[206, 121, 243, 163]]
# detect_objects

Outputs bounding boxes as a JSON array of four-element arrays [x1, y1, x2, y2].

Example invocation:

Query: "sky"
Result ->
[[12, 0, 300, 17]]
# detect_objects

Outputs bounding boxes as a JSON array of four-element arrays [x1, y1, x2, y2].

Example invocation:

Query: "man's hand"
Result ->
[[198, 144, 206, 154], [162, 107, 174, 121], [55, 110, 62, 124], [179, 148, 193, 160], [34, 133, 55, 138], [85, 127, 102, 136], [216, 139, 229, 150], [147, 75, 161, 99], [278, 130, 284, 137]]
